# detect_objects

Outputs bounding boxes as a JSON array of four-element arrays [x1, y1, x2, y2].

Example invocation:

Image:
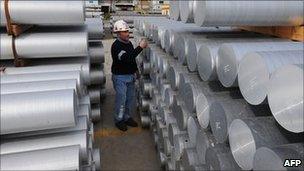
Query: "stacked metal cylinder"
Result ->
[[0, 1, 105, 170], [85, 1, 104, 19], [133, 6, 303, 170]]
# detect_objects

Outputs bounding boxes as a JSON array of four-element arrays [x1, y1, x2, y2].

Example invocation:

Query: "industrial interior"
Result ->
[[0, 0, 303, 171]]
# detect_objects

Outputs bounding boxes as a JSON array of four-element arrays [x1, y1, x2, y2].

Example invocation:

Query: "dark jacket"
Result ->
[[111, 39, 143, 75]]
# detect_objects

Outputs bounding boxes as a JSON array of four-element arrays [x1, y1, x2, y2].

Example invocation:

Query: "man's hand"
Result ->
[[139, 39, 148, 49]]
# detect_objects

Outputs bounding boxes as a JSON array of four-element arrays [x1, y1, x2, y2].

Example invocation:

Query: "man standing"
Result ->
[[111, 20, 148, 131]]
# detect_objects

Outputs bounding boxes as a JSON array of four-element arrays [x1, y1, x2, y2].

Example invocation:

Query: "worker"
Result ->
[[111, 20, 148, 131]]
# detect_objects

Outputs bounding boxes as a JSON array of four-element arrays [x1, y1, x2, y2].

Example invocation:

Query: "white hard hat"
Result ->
[[113, 20, 129, 33]]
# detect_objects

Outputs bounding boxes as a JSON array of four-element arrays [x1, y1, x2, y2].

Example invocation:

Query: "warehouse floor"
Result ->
[[93, 25, 161, 170]]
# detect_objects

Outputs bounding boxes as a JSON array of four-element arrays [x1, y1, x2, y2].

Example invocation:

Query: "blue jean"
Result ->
[[112, 74, 136, 123]]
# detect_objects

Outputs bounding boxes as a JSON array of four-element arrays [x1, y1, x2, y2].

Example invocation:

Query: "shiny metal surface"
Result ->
[[1, 32, 88, 59], [79, 105, 92, 122], [0, 63, 90, 85], [187, 116, 201, 146], [173, 134, 195, 161], [2, 116, 88, 139], [93, 148, 101, 170], [1, 130, 89, 162], [206, 144, 240, 170], [166, 65, 187, 90], [0, 79, 83, 97], [175, 103, 193, 130], [163, 137, 172, 156], [0, 145, 80, 170], [90, 67, 106, 85], [179, 0, 194, 23], [238, 50, 303, 105], [89, 43, 105, 64], [268, 64, 303, 133], [253, 143, 304, 171], [180, 82, 204, 113], [92, 104, 101, 123], [0, 71, 84, 92], [181, 148, 201, 170], [86, 18, 104, 40], [0, 1, 85, 26], [229, 117, 289, 170], [217, 41, 302, 87], [193, 1, 303, 26], [88, 87, 101, 104], [168, 122, 186, 145], [169, 0, 180, 21], [164, 87, 176, 109], [1, 89, 77, 135], [209, 99, 258, 143], [186, 38, 207, 72], [196, 129, 217, 164]]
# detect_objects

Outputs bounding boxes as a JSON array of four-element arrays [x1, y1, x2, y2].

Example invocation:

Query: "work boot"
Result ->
[[115, 121, 127, 132], [125, 118, 138, 127]]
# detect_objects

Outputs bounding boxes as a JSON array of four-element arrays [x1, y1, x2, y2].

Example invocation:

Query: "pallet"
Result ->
[[240, 26, 304, 42]]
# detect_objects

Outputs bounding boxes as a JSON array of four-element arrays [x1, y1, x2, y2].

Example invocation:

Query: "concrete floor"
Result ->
[[93, 26, 161, 170]]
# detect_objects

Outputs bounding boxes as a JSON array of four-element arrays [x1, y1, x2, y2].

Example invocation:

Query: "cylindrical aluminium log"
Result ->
[[160, 83, 171, 102], [253, 143, 304, 171], [93, 148, 101, 170], [179, 0, 195, 23], [163, 137, 173, 156], [0, 1, 85, 26], [1, 130, 89, 162], [173, 134, 195, 161], [181, 148, 201, 170], [1, 33, 88, 59], [217, 41, 303, 87], [92, 104, 101, 123], [193, 1, 304, 26], [0, 63, 91, 85], [196, 36, 278, 81], [164, 87, 177, 109], [229, 117, 289, 170], [238, 50, 303, 105], [0, 71, 84, 92], [196, 129, 217, 164], [1, 89, 77, 135], [79, 104, 92, 122], [89, 42, 105, 64], [169, 0, 181, 21], [175, 103, 194, 131], [159, 107, 176, 126], [0, 79, 84, 97], [164, 26, 231, 55], [140, 115, 151, 128], [180, 82, 205, 113], [2, 116, 88, 139], [268, 64, 303, 133], [142, 82, 153, 98], [85, 18, 104, 40], [90, 65, 106, 85], [209, 99, 267, 143], [88, 86, 101, 104], [187, 116, 201, 146], [168, 123, 187, 146], [205, 144, 240, 170], [166, 64, 187, 90], [0, 145, 80, 171], [140, 98, 152, 112], [142, 61, 151, 75]]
